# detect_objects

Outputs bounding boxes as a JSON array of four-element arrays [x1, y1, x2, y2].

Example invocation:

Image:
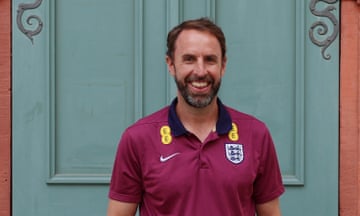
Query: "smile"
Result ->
[[191, 81, 209, 88]]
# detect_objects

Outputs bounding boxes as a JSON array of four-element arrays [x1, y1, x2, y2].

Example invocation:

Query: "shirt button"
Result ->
[[200, 161, 209, 169]]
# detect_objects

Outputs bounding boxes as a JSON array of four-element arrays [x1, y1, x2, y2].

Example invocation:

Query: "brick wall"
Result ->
[[0, 0, 11, 216], [340, 0, 360, 215]]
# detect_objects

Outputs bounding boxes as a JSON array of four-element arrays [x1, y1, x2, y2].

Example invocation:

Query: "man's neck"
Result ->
[[176, 96, 219, 142]]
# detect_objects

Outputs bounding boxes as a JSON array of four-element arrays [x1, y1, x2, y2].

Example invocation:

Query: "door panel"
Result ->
[[54, 0, 136, 180], [13, 0, 339, 215], [216, 1, 339, 215], [218, 1, 299, 185]]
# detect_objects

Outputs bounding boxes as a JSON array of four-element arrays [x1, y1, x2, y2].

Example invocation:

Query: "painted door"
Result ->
[[12, 0, 339, 215]]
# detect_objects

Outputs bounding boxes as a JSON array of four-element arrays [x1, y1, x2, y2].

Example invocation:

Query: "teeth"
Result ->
[[192, 81, 208, 88]]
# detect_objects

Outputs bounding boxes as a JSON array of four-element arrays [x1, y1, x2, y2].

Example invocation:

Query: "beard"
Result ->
[[174, 73, 221, 108]]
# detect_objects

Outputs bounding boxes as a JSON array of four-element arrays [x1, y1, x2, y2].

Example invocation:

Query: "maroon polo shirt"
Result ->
[[109, 99, 284, 215]]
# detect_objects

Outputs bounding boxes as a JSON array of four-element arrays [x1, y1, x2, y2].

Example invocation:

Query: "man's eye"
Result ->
[[205, 56, 217, 64], [183, 56, 195, 63]]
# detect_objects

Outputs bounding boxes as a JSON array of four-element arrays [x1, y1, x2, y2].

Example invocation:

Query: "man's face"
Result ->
[[166, 29, 226, 108]]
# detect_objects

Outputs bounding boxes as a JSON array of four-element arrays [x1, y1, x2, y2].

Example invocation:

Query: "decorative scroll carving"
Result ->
[[309, 0, 339, 60], [16, 0, 44, 44]]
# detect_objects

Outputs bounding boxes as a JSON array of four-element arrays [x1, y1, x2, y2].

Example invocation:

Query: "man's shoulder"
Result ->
[[128, 106, 170, 129], [225, 106, 260, 121], [225, 106, 267, 129], [118, 106, 170, 149]]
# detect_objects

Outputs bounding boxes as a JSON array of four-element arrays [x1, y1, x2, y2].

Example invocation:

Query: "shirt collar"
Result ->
[[168, 98, 232, 136]]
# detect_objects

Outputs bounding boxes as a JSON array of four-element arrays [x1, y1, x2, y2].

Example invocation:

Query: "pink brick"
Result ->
[[340, 1, 360, 216], [0, 0, 11, 216]]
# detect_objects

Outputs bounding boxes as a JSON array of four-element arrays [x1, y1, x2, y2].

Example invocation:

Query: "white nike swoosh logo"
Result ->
[[160, 153, 180, 162]]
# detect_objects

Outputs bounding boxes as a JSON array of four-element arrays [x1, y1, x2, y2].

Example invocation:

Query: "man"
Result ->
[[107, 18, 284, 216]]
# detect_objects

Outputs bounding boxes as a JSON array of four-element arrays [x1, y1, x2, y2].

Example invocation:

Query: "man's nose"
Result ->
[[194, 60, 206, 75]]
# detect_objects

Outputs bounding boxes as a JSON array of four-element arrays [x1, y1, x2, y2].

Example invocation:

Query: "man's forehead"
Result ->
[[175, 30, 221, 51], [176, 29, 215, 41]]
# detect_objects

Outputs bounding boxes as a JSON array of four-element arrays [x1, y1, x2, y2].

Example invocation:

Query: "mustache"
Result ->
[[185, 75, 214, 83]]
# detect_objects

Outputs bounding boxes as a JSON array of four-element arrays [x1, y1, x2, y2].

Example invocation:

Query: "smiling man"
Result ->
[[107, 18, 284, 216]]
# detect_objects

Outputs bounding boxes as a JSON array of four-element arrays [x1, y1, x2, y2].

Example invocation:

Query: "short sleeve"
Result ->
[[252, 125, 285, 204], [108, 129, 143, 203]]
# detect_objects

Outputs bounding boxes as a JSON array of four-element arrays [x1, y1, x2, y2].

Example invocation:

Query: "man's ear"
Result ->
[[221, 56, 227, 77], [166, 55, 175, 76]]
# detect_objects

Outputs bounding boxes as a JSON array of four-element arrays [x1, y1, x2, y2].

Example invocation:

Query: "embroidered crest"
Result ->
[[225, 144, 244, 164]]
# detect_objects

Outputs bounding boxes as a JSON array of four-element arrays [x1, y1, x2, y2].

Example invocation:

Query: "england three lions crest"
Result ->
[[225, 144, 244, 164]]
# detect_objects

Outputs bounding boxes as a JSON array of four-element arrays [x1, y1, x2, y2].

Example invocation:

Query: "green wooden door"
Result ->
[[13, 0, 338, 215]]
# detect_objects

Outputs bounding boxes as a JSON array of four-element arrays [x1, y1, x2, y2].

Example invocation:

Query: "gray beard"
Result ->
[[174, 76, 221, 108]]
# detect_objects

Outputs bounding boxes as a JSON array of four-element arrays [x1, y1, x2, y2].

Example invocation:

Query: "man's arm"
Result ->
[[107, 199, 138, 216], [255, 198, 282, 216]]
